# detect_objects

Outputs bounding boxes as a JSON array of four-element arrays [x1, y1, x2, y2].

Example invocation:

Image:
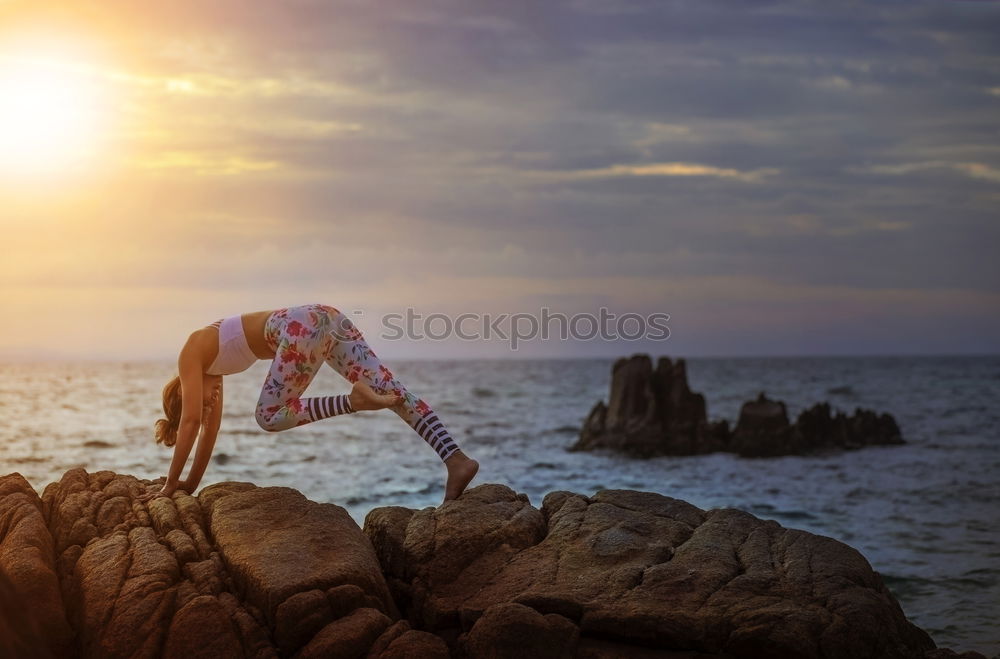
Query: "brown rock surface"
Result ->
[[460, 602, 579, 659], [365, 484, 937, 659], [35, 468, 402, 658], [0, 473, 74, 658], [2, 469, 985, 659], [199, 482, 399, 628], [364, 483, 545, 633], [366, 619, 450, 658]]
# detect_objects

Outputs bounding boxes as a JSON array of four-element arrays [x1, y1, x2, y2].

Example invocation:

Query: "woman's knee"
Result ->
[[255, 407, 287, 432], [325, 307, 361, 343]]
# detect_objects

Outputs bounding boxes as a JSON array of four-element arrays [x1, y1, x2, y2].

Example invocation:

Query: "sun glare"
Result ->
[[0, 52, 111, 175]]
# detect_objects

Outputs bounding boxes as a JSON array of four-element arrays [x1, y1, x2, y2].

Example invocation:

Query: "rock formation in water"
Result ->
[[573, 354, 904, 458], [573, 354, 730, 457], [728, 392, 904, 457], [0, 470, 987, 659]]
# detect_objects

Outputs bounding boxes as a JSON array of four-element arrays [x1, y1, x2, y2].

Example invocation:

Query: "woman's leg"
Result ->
[[320, 306, 461, 462], [254, 305, 356, 431]]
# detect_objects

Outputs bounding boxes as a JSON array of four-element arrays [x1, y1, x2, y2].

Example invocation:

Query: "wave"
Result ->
[[11, 456, 47, 464]]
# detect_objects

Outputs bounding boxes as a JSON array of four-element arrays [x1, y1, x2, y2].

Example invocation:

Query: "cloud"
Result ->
[[132, 151, 282, 175], [528, 162, 779, 183], [851, 161, 1000, 184]]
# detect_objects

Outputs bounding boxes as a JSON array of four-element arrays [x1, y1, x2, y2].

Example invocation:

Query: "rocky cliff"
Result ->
[[0, 470, 987, 659]]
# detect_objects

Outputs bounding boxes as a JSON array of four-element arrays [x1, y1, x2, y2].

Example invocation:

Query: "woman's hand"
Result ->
[[137, 487, 170, 503], [137, 480, 190, 503]]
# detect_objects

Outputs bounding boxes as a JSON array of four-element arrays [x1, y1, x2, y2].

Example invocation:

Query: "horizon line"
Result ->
[[1, 351, 998, 364]]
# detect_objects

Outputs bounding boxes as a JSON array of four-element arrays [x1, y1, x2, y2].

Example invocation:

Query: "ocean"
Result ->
[[1, 355, 997, 655]]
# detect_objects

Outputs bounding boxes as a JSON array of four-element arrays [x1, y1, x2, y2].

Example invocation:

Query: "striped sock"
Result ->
[[307, 394, 354, 422], [414, 412, 459, 462]]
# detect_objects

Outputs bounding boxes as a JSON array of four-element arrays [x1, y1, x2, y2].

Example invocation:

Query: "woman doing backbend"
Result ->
[[139, 303, 479, 504]]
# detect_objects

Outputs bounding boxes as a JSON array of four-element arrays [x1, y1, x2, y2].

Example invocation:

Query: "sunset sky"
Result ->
[[1, 0, 998, 360]]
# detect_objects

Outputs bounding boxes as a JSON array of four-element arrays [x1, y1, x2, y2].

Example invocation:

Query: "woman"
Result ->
[[139, 303, 479, 504]]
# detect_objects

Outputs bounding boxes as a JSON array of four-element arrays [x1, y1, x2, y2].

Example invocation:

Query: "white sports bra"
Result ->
[[205, 315, 258, 375]]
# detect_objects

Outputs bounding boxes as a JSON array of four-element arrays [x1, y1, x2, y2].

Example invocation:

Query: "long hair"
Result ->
[[154, 375, 182, 447]]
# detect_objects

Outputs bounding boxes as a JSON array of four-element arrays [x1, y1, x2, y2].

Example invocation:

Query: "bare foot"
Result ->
[[349, 381, 403, 411], [443, 450, 479, 503]]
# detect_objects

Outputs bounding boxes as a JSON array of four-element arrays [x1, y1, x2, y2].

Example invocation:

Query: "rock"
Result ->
[[460, 602, 579, 659], [573, 355, 725, 456], [376, 629, 450, 658], [198, 482, 399, 628], [365, 484, 937, 659], [575, 354, 904, 457], [363, 505, 417, 613], [731, 395, 905, 457], [0, 473, 74, 659], [42, 470, 253, 659], [796, 402, 903, 450], [729, 392, 795, 456], [574, 639, 724, 658], [163, 595, 244, 658], [654, 357, 730, 455], [36, 468, 402, 658], [364, 483, 544, 633], [923, 650, 991, 659], [365, 619, 450, 658], [1, 469, 984, 658], [294, 607, 391, 659]]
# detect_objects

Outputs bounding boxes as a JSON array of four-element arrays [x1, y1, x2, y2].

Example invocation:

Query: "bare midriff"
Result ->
[[199, 309, 278, 370], [237, 309, 278, 360]]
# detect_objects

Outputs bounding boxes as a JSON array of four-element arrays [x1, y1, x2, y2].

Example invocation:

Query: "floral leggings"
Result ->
[[254, 303, 460, 462]]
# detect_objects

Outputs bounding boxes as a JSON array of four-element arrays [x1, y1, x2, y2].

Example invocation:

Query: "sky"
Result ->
[[1, 0, 998, 360]]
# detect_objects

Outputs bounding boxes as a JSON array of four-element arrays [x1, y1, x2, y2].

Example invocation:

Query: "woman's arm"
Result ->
[[162, 345, 204, 492], [140, 339, 203, 501], [182, 379, 223, 493]]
